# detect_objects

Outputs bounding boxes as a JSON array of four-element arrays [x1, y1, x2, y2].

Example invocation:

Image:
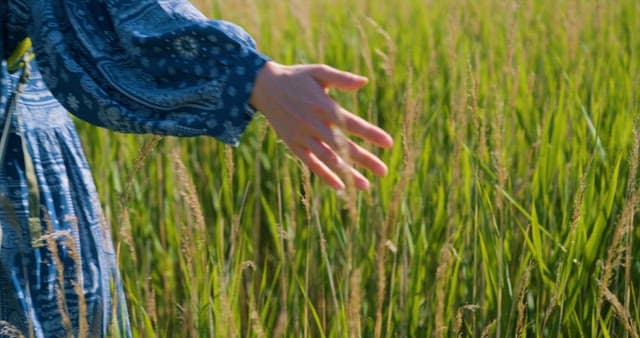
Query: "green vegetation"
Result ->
[[77, 0, 640, 336]]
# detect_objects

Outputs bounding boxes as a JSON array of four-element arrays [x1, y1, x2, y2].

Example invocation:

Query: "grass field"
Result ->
[[76, 0, 639, 336]]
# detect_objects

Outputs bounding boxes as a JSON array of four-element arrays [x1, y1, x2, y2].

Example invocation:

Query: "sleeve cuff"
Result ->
[[208, 47, 271, 146]]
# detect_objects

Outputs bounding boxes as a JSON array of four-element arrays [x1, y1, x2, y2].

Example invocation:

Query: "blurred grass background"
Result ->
[[76, 0, 639, 336]]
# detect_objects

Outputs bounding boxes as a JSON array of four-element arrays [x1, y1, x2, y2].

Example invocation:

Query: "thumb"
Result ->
[[311, 65, 368, 91]]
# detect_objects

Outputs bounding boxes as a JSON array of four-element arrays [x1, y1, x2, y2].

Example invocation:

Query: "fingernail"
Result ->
[[374, 163, 388, 176], [379, 165, 388, 176], [384, 135, 394, 148]]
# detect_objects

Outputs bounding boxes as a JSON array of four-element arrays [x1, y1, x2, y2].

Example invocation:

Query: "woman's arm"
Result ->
[[28, 0, 392, 190], [28, 0, 269, 145]]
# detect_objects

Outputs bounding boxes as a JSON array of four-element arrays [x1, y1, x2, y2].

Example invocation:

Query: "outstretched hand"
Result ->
[[250, 61, 393, 191]]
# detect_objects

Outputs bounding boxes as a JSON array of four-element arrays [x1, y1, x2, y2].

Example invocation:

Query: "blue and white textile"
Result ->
[[0, 1, 269, 337]]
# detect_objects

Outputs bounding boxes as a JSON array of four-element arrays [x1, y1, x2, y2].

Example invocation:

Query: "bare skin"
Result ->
[[250, 61, 394, 191]]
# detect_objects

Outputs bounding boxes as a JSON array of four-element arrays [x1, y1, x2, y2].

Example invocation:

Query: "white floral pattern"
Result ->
[[0, 1, 269, 337]]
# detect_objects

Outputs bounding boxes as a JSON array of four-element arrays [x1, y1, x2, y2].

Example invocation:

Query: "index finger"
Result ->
[[334, 108, 394, 148]]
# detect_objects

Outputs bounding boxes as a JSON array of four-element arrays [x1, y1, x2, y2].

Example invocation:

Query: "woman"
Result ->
[[0, 0, 392, 337]]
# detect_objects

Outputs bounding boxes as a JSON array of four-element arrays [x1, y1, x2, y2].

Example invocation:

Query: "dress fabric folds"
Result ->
[[0, 1, 268, 337]]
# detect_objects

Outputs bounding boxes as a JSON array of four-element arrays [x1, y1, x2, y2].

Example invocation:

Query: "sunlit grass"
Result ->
[[77, 0, 640, 336]]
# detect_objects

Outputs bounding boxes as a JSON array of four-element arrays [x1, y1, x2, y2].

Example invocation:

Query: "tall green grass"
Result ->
[[77, 0, 640, 336]]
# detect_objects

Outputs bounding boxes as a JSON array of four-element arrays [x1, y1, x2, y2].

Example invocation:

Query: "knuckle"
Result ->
[[309, 64, 326, 75], [316, 64, 330, 73], [314, 143, 334, 162], [349, 143, 364, 158], [326, 150, 340, 164]]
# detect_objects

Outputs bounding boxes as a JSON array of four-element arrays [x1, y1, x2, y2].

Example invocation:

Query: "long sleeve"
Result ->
[[27, 0, 270, 145]]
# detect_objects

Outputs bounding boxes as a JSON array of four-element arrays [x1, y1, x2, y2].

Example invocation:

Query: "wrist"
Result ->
[[249, 61, 281, 111]]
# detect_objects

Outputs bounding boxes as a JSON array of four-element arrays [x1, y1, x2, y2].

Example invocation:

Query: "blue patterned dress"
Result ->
[[0, 1, 269, 337]]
